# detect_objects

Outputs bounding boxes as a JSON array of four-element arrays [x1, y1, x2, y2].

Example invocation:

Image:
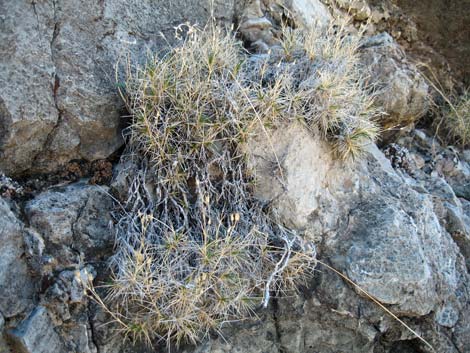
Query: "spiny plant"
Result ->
[[90, 17, 380, 347], [417, 64, 470, 149], [441, 89, 470, 147], [266, 19, 380, 160]]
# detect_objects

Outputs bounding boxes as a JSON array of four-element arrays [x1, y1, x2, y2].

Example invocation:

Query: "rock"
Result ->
[[66, 323, 97, 353], [238, 0, 277, 53], [0, 172, 24, 199], [180, 319, 279, 353], [435, 304, 459, 328], [244, 123, 470, 350], [359, 32, 429, 130], [277, 0, 331, 28], [7, 306, 65, 353], [336, 0, 371, 20], [393, 130, 470, 273], [246, 122, 337, 230], [343, 196, 438, 316], [25, 181, 114, 269], [42, 266, 95, 325], [0, 1, 59, 176], [383, 143, 414, 173], [238, 0, 332, 52], [0, 198, 35, 318], [0, 314, 9, 353], [0, 0, 235, 176], [23, 228, 46, 275]]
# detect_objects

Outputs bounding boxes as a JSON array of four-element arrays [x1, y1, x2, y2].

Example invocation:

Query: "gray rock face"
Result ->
[[0, 198, 35, 318], [7, 306, 65, 353], [0, 0, 234, 176], [0, 1, 59, 176]]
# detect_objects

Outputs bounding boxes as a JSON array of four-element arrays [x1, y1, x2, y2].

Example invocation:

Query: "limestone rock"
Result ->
[[246, 122, 337, 230]]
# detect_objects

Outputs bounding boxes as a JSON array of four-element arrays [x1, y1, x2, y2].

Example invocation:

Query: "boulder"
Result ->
[[359, 33, 429, 130], [249, 124, 464, 315], [243, 123, 470, 351]]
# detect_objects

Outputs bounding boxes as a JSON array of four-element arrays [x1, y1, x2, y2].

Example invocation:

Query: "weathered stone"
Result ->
[[41, 266, 95, 326], [25, 182, 113, 269], [336, 0, 371, 20], [343, 197, 438, 315], [0, 0, 235, 176], [395, 130, 470, 270], [275, 0, 331, 28], [0, 198, 35, 318], [359, 32, 429, 129], [0, 1, 58, 176], [246, 122, 337, 230], [0, 314, 8, 353], [7, 306, 65, 353], [248, 122, 467, 319], [23, 228, 46, 275], [66, 323, 97, 353], [435, 304, 459, 328]]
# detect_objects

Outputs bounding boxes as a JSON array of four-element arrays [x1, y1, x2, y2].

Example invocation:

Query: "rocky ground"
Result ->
[[1, 1, 469, 352]]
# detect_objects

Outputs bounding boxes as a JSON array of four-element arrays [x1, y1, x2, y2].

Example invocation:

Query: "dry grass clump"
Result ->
[[441, 90, 470, 147], [94, 19, 379, 346]]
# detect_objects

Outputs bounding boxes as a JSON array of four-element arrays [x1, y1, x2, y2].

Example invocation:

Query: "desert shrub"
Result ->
[[92, 18, 379, 346], [441, 90, 470, 147]]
